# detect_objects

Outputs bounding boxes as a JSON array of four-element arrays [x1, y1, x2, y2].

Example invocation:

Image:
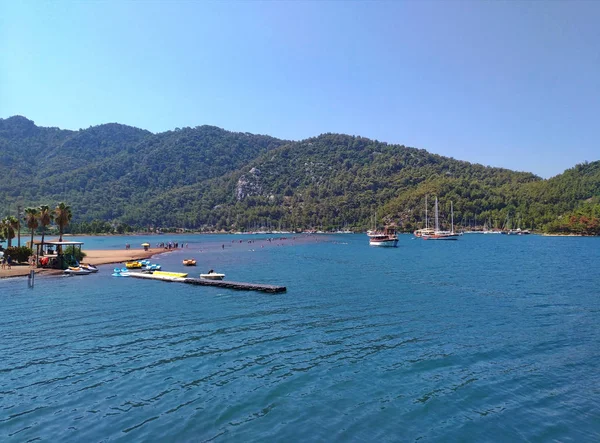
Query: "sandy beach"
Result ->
[[0, 247, 168, 280]]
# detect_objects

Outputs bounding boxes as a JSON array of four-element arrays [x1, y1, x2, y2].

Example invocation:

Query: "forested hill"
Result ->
[[1, 116, 598, 233]]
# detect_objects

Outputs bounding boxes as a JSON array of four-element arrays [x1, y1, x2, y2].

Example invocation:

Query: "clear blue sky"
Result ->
[[1, 1, 599, 178]]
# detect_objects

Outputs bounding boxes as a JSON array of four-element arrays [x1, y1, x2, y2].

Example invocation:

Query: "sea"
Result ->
[[1, 233, 599, 442]]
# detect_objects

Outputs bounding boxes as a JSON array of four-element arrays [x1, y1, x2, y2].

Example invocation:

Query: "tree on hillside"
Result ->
[[24, 207, 39, 249], [54, 202, 72, 242], [38, 205, 53, 254]]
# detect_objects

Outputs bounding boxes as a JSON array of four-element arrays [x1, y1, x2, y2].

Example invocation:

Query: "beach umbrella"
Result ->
[[141, 242, 150, 251]]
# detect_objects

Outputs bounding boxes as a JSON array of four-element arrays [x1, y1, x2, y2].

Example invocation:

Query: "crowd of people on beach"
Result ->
[[124, 241, 189, 250], [0, 253, 38, 270], [155, 241, 188, 249]]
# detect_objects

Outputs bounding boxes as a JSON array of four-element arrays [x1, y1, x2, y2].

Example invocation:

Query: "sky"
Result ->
[[1, 1, 599, 178]]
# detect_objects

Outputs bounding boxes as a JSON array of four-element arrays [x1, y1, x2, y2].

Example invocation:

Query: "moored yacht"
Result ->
[[414, 195, 435, 238], [368, 225, 399, 247], [422, 198, 460, 240]]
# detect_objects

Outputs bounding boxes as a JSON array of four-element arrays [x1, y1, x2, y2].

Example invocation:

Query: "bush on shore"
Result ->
[[5, 246, 33, 263]]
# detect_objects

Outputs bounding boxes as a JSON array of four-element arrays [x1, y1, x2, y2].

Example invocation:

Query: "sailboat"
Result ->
[[422, 198, 460, 240], [483, 218, 502, 234], [414, 195, 435, 238]]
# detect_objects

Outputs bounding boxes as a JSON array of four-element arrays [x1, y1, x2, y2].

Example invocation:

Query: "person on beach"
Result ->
[[1, 256, 5, 270], [6, 255, 12, 270]]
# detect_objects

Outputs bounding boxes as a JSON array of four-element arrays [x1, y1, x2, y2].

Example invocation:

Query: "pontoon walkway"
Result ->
[[128, 272, 286, 293]]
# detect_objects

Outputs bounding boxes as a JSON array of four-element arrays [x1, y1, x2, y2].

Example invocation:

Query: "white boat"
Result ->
[[200, 271, 226, 280], [64, 266, 92, 275], [507, 228, 531, 235], [79, 263, 99, 273], [422, 198, 460, 241], [368, 225, 399, 247]]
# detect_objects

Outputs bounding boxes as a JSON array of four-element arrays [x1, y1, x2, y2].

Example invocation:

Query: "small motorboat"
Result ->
[[125, 261, 142, 269], [183, 259, 197, 266], [79, 263, 99, 273], [64, 267, 92, 276], [200, 270, 225, 280]]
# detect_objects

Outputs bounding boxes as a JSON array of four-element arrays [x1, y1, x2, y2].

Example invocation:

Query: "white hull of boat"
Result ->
[[64, 268, 92, 275], [200, 273, 225, 280], [369, 239, 399, 247], [422, 234, 459, 240]]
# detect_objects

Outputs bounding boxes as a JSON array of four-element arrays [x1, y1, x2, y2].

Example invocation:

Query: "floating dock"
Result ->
[[184, 278, 286, 293], [128, 272, 286, 293]]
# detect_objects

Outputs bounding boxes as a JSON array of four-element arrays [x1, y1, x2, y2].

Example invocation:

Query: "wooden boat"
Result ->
[[414, 196, 435, 238], [200, 271, 225, 280], [414, 228, 435, 238], [422, 231, 459, 240], [422, 198, 459, 240], [368, 225, 399, 247], [153, 270, 188, 278], [182, 259, 197, 266]]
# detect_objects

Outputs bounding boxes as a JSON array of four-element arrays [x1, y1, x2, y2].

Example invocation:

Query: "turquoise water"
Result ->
[[1, 234, 599, 441]]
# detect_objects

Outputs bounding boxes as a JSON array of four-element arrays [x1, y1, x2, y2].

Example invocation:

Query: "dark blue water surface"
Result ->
[[1, 234, 599, 441]]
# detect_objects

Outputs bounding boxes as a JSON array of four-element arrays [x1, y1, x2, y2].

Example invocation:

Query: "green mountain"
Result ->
[[1, 116, 598, 233]]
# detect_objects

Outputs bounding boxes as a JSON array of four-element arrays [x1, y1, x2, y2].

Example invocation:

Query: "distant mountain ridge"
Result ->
[[1, 116, 598, 232]]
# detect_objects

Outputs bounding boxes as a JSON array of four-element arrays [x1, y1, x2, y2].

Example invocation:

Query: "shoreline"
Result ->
[[82, 247, 170, 266], [540, 233, 597, 237], [0, 248, 170, 280]]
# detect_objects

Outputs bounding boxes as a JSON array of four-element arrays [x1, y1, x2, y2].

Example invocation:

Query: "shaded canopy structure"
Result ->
[[33, 239, 84, 269]]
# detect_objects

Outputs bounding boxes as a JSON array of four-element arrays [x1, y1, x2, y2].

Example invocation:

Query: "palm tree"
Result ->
[[24, 207, 39, 250], [38, 205, 53, 255], [17, 207, 22, 247], [0, 218, 7, 245], [54, 202, 72, 242], [1, 216, 18, 248]]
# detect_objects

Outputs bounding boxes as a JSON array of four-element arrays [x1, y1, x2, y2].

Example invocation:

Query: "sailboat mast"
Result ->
[[434, 197, 439, 231], [425, 195, 428, 229], [451, 201, 454, 233]]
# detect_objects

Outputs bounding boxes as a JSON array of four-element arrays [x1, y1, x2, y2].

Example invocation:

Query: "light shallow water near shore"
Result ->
[[1, 234, 599, 441]]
